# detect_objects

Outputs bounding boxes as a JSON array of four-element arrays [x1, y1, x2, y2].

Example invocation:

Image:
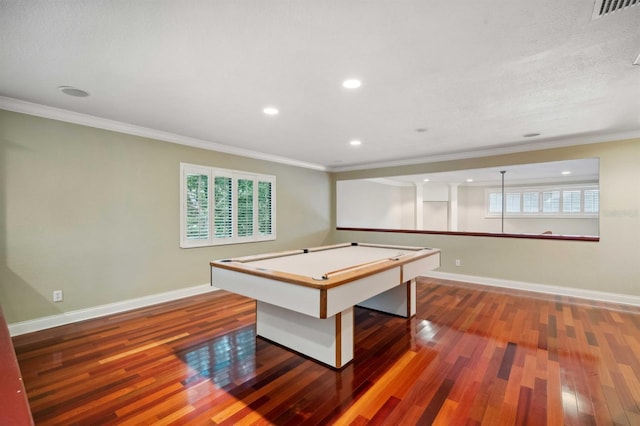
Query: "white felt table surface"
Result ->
[[244, 245, 411, 278]]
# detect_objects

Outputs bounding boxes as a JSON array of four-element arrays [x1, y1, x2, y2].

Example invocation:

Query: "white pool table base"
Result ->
[[256, 279, 416, 369]]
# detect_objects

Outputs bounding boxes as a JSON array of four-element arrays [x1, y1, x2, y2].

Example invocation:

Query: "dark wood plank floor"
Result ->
[[12, 278, 640, 425]]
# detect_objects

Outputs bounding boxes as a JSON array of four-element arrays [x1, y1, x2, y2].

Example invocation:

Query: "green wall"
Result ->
[[0, 110, 331, 323], [331, 138, 640, 298], [2, 107, 639, 325]]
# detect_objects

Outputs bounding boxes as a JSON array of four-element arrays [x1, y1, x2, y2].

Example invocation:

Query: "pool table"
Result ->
[[210, 242, 440, 368]]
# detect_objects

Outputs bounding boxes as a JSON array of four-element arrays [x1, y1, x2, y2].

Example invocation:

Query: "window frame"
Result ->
[[180, 163, 276, 248]]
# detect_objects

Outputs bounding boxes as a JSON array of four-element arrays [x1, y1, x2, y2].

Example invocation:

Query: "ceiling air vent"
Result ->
[[592, 0, 639, 19]]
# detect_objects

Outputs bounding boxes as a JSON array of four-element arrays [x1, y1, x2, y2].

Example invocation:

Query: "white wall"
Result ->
[[423, 202, 448, 231], [337, 180, 414, 229], [400, 187, 415, 229], [423, 183, 449, 201], [421, 183, 450, 230]]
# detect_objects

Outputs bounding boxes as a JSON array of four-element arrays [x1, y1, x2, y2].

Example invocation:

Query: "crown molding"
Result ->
[[0, 96, 327, 171], [3, 96, 638, 175]]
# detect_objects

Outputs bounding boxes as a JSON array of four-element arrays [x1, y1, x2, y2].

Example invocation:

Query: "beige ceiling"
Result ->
[[1, 1, 639, 171]]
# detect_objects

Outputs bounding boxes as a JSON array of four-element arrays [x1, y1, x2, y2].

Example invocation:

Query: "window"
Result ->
[[584, 189, 600, 213], [180, 163, 276, 247], [488, 193, 502, 213], [185, 170, 210, 241], [486, 184, 598, 217], [214, 176, 233, 239], [506, 193, 521, 213], [562, 190, 581, 213], [491, 193, 522, 213], [258, 181, 273, 235], [237, 178, 254, 237], [542, 190, 560, 213], [523, 192, 539, 213]]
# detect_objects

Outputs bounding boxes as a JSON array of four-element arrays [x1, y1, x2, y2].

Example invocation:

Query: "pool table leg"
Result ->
[[256, 301, 354, 369], [356, 279, 417, 318]]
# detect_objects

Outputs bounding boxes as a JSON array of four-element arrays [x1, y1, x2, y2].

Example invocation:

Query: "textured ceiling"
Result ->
[[1, 1, 639, 171]]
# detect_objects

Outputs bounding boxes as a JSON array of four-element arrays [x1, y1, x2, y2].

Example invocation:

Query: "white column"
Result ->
[[414, 183, 423, 230], [448, 183, 459, 232]]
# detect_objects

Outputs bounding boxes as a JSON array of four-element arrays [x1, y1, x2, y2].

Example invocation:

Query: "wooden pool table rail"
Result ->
[[211, 242, 440, 290]]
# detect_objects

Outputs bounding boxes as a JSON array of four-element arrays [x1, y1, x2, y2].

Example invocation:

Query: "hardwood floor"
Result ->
[[12, 278, 640, 425]]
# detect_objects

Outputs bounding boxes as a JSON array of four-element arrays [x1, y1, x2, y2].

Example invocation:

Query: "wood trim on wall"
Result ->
[[336, 227, 599, 242]]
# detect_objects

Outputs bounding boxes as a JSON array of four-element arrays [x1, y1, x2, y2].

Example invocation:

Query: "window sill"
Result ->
[[181, 236, 276, 248]]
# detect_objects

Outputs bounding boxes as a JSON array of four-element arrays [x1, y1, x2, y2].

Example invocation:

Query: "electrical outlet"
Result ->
[[455, 259, 461, 267], [53, 290, 63, 302]]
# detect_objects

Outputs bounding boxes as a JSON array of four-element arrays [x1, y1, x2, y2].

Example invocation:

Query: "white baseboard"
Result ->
[[9, 284, 219, 336], [423, 271, 640, 307], [10, 274, 640, 336]]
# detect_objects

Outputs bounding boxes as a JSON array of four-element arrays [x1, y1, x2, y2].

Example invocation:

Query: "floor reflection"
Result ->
[[178, 326, 256, 388]]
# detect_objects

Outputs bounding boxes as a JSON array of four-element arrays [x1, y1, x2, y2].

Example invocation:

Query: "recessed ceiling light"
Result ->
[[466, 179, 474, 182], [523, 133, 541, 138], [423, 178, 430, 182], [349, 140, 362, 146], [263, 107, 279, 115], [58, 86, 90, 97], [342, 79, 362, 89], [561, 171, 572, 175]]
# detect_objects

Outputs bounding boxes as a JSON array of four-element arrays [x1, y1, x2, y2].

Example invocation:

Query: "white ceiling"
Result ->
[[375, 158, 600, 186], [1, 1, 639, 171]]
